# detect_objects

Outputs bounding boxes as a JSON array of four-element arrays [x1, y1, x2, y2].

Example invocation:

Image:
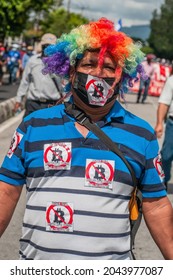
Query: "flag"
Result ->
[[116, 19, 122, 31]]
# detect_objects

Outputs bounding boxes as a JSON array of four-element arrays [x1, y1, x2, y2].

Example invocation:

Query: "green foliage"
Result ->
[[141, 45, 155, 55], [40, 8, 89, 38], [0, 1, 92, 44], [0, 0, 62, 40], [149, 0, 173, 59]]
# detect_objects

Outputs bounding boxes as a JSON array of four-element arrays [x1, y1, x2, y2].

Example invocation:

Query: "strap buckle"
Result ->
[[75, 112, 87, 125], [39, 98, 48, 103], [65, 102, 88, 125]]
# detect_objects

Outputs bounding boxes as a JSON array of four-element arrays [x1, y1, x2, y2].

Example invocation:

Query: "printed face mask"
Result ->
[[73, 72, 119, 107]]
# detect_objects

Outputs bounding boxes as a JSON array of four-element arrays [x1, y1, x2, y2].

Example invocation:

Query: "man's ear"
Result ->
[[115, 66, 123, 83], [69, 66, 76, 82]]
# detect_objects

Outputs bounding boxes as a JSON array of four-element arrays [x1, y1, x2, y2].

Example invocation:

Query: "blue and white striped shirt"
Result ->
[[0, 100, 166, 260]]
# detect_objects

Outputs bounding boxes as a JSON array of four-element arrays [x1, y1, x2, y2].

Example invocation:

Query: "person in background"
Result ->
[[0, 18, 173, 260], [21, 45, 34, 71], [7, 43, 21, 84], [155, 65, 173, 190], [14, 33, 62, 117], [19, 42, 27, 60], [0, 44, 7, 85], [19, 42, 27, 79], [136, 54, 155, 104]]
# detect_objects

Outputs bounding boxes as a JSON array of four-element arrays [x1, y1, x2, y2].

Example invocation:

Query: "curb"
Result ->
[[0, 97, 17, 125]]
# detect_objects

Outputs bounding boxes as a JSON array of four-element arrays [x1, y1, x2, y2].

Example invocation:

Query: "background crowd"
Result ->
[[131, 55, 173, 97], [0, 41, 35, 86]]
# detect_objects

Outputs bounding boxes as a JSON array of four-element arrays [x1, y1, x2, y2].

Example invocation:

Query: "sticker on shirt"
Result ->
[[44, 142, 71, 170], [85, 159, 115, 189], [153, 153, 165, 181], [46, 202, 73, 232], [7, 131, 23, 158]]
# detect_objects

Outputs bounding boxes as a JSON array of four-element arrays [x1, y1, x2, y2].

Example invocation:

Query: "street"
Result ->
[[0, 92, 172, 260], [0, 75, 19, 102]]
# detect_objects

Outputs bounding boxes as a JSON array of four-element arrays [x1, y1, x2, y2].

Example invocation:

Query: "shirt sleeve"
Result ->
[[140, 133, 167, 198], [0, 121, 27, 186], [158, 77, 173, 105], [15, 61, 31, 103]]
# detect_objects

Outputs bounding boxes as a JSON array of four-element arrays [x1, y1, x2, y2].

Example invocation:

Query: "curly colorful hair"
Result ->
[[42, 17, 146, 93]]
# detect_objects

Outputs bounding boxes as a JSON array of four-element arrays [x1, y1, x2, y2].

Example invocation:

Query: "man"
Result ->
[[21, 45, 34, 74], [7, 43, 21, 84], [136, 54, 155, 104], [0, 45, 6, 86], [0, 18, 173, 260], [155, 67, 173, 189], [14, 33, 62, 117]]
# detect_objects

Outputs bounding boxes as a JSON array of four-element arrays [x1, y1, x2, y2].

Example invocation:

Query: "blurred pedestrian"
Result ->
[[0, 18, 173, 260], [21, 45, 34, 71], [19, 42, 27, 79], [7, 44, 21, 84], [136, 54, 155, 103], [14, 34, 62, 117], [155, 66, 173, 189], [19, 42, 27, 60], [0, 45, 7, 85]]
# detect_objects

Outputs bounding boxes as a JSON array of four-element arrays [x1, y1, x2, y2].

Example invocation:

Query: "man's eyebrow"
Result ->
[[81, 58, 97, 63], [103, 62, 117, 67]]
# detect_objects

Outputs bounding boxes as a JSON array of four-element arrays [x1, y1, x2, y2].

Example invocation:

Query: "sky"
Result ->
[[63, 0, 165, 27]]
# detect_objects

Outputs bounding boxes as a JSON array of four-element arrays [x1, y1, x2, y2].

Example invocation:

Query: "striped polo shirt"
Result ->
[[0, 101, 166, 260]]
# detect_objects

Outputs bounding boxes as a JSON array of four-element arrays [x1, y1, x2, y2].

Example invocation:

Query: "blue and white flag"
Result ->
[[116, 19, 122, 31]]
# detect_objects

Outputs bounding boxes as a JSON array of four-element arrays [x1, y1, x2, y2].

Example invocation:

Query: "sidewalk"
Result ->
[[0, 76, 19, 124]]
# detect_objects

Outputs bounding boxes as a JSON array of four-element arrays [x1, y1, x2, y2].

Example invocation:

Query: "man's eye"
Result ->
[[106, 66, 115, 71], [83, 63, 93, 67], [104, 64, 116, 71]]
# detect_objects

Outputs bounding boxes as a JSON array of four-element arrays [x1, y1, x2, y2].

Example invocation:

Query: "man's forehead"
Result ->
[[82, 50, 116, 63]]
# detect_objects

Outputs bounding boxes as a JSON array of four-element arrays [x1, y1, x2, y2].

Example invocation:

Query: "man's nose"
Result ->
[[90, 66, 103, 77]]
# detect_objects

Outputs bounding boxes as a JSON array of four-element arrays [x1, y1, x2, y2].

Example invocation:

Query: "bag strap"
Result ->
[[65, 102, 142, 254], [50, 75, 63, 100], [65, 102, 137, 187]]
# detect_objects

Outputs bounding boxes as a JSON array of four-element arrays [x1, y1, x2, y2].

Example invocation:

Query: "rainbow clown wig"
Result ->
[[42, 17, 146, 94]]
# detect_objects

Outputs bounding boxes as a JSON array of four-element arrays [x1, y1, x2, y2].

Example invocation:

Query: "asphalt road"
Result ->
[[0, 75, 19, 103], [0, 92, 172, 260]]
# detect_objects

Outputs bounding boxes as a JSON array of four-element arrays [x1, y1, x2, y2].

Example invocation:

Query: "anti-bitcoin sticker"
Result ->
[[44, 142, 71, 170], [46, 202, 73, 232]]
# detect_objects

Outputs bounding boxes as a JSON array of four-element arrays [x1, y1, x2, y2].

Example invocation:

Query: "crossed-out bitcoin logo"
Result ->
[[46, 202, 73, 232]]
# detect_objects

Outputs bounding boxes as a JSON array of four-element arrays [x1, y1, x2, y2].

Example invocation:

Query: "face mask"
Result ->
[[73, 72, 119, 107], [27, 51, 33, 56]]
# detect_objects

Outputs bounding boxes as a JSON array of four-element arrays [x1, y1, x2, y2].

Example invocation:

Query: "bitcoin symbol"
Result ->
[[93, 83, 104, 98], [54, 208, 65, 225], [94, 165, 105, 180]]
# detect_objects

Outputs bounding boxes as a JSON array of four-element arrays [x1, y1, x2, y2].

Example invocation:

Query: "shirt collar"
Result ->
[[104, 100, 126, 123], [66, 98, 126, 124]]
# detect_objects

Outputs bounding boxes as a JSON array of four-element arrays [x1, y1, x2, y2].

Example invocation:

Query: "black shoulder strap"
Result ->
[[50, 75, 63, 99], [65, 102, 137, 187]]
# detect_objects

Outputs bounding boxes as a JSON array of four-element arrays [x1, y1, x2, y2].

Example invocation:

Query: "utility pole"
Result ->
[[67, 0, 71, 15]]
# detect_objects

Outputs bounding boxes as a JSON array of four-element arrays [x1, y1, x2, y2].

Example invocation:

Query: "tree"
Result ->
[[149, 0, 173, 59], [0, 0, 62, 41], [141, 45, 155, 56], [40, 7, 89, 38]]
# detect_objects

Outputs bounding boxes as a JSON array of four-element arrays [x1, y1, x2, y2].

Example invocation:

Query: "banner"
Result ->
[[131, 62, 172, 97]]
